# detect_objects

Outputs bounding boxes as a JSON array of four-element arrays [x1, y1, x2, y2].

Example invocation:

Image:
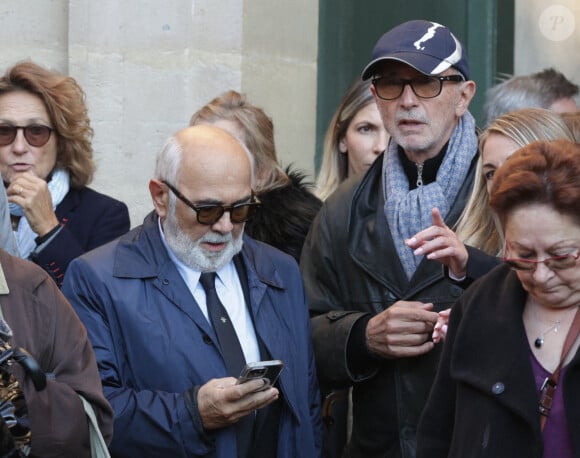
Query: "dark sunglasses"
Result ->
[[371, 74, 465, 100], [162, 180, 260, 225], [0, 124, 53, 147]]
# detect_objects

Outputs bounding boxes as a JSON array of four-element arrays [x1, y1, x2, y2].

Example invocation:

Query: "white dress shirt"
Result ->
[[158, 220, 260, 365]]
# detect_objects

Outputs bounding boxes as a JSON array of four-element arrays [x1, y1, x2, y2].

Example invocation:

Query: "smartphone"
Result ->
[[236, 360, 284, 390]]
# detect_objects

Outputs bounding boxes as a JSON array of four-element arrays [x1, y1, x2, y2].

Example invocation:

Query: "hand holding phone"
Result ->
[[236, 360, 284, 391]]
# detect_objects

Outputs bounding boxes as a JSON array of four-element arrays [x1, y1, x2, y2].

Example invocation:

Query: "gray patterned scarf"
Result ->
[[383, 112, 477, 279]]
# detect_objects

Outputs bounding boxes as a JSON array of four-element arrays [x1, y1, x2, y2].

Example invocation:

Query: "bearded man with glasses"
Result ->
[[62, 124, 322, 458], [301, 20, 478, 458]]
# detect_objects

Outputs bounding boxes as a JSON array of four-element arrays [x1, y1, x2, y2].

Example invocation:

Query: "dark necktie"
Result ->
[[198, 272, 253, 458], [199, 272, 246, 377]]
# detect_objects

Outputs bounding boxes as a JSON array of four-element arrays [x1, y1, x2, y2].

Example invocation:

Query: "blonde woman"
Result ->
[[561, 111, 580, 142], [316, 79, 389, 200], [190, 90, 321, 261], [407, 108, 576, 287]]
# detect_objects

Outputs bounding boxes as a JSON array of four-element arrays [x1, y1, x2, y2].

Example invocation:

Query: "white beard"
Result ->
[[163, 209, 244, 272]]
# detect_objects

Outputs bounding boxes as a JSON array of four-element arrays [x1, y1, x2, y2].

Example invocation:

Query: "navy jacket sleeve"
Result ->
[[30, 188, 130, 287], [445, 246, 501, 289], [62, 255, 214, 458]]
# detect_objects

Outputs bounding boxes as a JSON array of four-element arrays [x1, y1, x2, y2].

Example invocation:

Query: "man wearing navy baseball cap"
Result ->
[[301, 20, 478, 457]]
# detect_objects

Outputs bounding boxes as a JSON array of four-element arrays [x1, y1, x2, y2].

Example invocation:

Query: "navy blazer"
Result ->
[[29, 187, 130, 287], [62, 212, 323, 458]]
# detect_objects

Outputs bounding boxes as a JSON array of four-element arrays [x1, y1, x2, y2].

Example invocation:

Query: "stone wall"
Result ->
[[0, 0, 318, 225], [0, 1, 578, 225]]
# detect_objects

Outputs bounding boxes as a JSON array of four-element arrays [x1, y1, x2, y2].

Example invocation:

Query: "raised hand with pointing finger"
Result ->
[[405, 207, 469, 279]]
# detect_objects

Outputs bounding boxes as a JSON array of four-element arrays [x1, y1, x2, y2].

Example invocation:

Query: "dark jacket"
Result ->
[[29, 187, 130, 287], [445, 245, 501, 289], [417, 264, 580, 458], [62, 212, 323, 458], [300, 151, 477, 458], [245, 167, 322, 262], [0, 249, 113, 457]]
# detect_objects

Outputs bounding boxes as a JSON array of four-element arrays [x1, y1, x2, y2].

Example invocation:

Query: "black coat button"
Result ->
[[202, 335, 212, 345]]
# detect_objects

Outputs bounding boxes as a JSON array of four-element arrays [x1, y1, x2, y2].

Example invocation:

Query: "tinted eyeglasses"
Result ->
[[0, 124, 53, 147], [372, 74, 465, 100], [162, 180, 261, 225], [502, 245, 580, 271]]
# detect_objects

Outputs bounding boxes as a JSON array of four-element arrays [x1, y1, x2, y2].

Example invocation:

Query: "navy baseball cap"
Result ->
[[362, 20, 470, 81]]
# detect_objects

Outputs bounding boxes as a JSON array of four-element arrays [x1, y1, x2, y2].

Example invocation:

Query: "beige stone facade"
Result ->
[[0, 0, 318, 224], [0, 0, 577, 225]]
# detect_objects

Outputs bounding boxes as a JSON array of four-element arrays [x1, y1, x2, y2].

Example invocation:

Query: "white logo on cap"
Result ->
[[431, 35, 463, 75], [414, 22, 444, 50]]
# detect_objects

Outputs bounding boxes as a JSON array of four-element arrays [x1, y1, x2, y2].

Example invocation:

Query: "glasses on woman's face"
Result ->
[[502, 245, 580, 271], [0, 124, 53, 147], [162, 180, 260, 225], [371, 74, 465, 101]]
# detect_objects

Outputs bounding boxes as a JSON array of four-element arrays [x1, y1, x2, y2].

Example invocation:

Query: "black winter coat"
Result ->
[[417, 264, 580, 458], [245, 167, 322, 262], [300, 152, 477, 458]]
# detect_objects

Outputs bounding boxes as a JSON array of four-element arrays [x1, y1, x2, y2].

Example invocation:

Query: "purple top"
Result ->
[[530, 350, 574, 458]]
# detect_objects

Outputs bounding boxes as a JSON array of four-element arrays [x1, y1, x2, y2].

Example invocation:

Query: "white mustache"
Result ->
[[395, 112, 428, 124], [200, 232, 233, 244]]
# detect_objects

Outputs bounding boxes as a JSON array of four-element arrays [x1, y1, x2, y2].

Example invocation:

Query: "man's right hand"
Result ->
[[405, 207, 469, 278], [197, 377, 279, 430], [365, 301, 439, 359]]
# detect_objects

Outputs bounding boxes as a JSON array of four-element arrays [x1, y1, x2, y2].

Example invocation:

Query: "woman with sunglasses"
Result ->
[[417, 139, 580, 458], [0, 61, 130, 287]]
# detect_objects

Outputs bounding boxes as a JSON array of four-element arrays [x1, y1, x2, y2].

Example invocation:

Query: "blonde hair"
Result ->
[[189, 90, 289, 194], [0, 60, 95, 187], [316, 79, 375, 200], [455, 108, 575, 254], [561, 111, 580, 143]]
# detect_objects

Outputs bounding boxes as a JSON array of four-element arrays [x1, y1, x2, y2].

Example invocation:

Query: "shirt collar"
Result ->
[[156, 215, 236, 290]]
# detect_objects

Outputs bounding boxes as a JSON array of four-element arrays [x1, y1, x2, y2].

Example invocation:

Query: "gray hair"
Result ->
[[153, 131, 256, 188], [483, 68, 579, 127], [154, 136, 182, 184]]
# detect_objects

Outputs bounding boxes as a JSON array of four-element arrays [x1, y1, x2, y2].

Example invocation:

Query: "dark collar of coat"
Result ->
[[341, 151, 477, 297]]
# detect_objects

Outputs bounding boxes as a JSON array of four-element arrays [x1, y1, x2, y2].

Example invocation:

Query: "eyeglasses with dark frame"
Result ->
[[502, 244, 580, 271], [0, 124, 53, 147], [162, 180, 261, 225], [371, 74, 465, 101]]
